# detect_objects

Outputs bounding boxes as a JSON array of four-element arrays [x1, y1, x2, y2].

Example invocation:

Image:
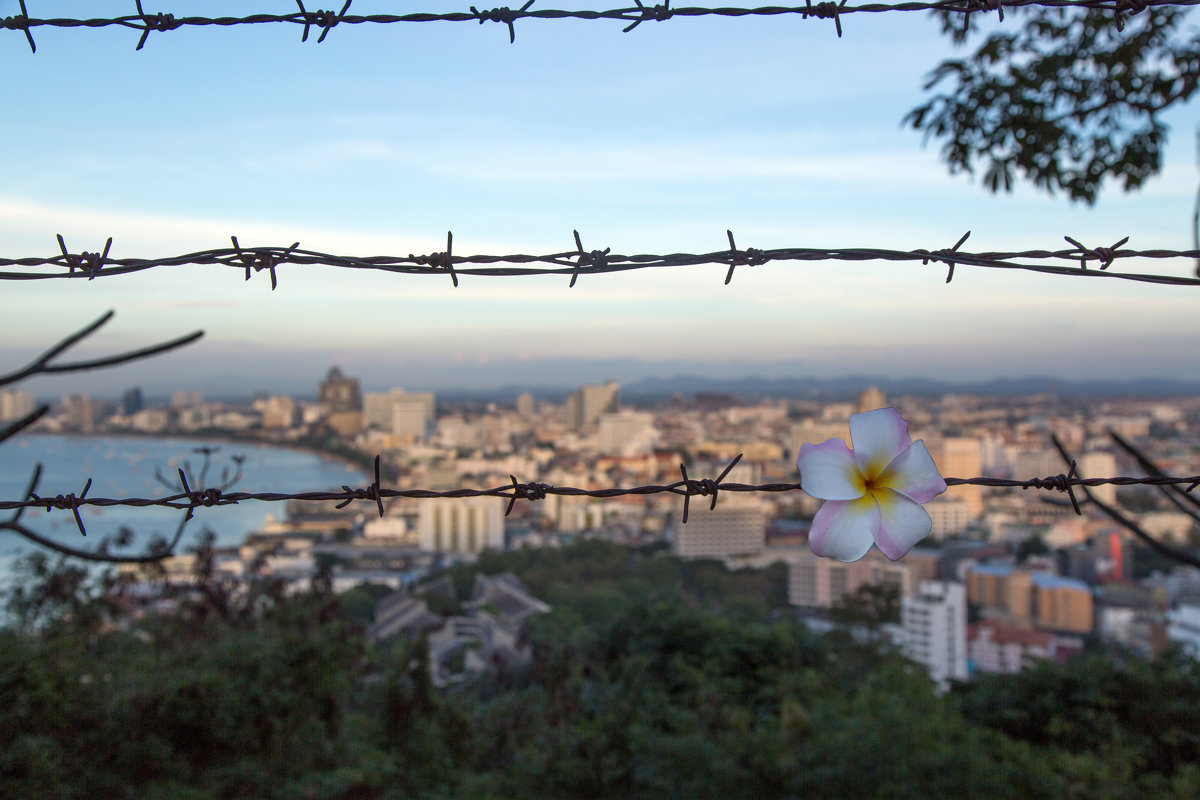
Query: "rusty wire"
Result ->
[[3, 231, 1200, 288], [1, 0, 1190, 52], [3, 453, 1198, 532]]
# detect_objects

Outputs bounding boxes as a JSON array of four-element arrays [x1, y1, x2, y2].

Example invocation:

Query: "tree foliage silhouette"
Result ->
[[906, 7, 1200, 204]]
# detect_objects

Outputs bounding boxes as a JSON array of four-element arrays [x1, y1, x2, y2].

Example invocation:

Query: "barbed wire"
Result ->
[[1, 0, 1188, 52], [3, 452, 1198, 532], [3, 231, 1199, 287]]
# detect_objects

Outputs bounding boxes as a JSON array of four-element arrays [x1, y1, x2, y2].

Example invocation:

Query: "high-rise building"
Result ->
[[121, 387, 144, 416], [260, 395, 297, 429], [566, 381, 619, 431], [516, 392, 534, 417], [418, 497, 505, 554], [364, 388, 435, 438], [1167, 604, 1200, 658], [0, 389, 35, 422], [61, 394, 93, 431], [926, 497, 970, 539], [318, 366, 362, 414], [673, 500, 767, 559], [967, 564, 1032, 624], [967, 564, 1093, 633], [170, 390, 203, 408], [787, 549, 915, 608], [1032, 573, 1094, 633], [1077, 451, 1118, 505], [928, 437, 984, 517], [856, 386, 886, 413], [318, 366, 363, 436], [597, 411, 656, 456], [968, 622, 1059, 675], [902, 580, 968, 689]]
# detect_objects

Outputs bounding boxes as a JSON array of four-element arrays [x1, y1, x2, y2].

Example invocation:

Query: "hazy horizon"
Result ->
[[7, 349, 1200, 400]]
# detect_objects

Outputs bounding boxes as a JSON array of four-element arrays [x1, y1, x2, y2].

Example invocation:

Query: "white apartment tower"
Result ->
[[418, 497, 505, 554], [902, 580, 968, 690], [0, 389, 35, 422], [566, 381, 619, 431], [673, 500, 767, 559], [364, 388, 436, 438]]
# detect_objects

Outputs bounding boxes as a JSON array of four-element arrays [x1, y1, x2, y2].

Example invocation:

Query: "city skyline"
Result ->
[[3, 3, 1199, 391]]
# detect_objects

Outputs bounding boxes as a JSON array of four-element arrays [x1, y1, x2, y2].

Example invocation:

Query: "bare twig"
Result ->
[[0, 405, 49, 445], [1051, 434, 1200, 569], [155, 447, 245, 495], [0, 311, 204, 563], [0, 464, 190, 564], [1108, 429, 1200, 519], [0, 310, 203, 388]]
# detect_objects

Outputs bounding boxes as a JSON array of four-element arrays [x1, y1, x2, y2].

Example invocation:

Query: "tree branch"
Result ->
[[1, 313, 204, 564], [1051, 434, 1200, 570], [0, 310, 202, 388]]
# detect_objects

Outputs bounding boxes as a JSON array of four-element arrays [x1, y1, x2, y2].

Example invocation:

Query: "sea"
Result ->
[[0, 434, 368, 581]]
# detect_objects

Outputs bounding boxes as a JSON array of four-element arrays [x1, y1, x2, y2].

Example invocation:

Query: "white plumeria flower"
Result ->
[[796, 407, 947, 562]]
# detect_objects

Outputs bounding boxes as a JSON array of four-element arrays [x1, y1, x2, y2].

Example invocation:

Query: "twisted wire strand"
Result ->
[[3, 232, 1199, 287], [3, 454, 1198, 529], [2, 0, 1189, 52]]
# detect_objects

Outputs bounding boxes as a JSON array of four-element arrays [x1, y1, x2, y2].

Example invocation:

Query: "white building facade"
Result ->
[[902, 580, 968, 689], [418, 496, 505, 554], [672, 500, 767, 559]]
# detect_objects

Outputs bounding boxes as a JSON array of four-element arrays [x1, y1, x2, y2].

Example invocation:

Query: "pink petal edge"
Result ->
[[873, 488, 933, 561], [808, 496, 879, 562], [879, 440, 947, 504], [797, 438, 865, 501]]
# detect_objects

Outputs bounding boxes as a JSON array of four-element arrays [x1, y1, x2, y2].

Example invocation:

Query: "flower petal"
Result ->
[[808, 496, 879, 562], [878, 440, 947, 504], [849, 408, 910, 480], [873, 488, 933, 560], [797, 438, 866, 501]]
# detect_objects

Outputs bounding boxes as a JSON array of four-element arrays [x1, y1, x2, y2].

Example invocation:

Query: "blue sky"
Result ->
[[2, 1, 1199, 394]]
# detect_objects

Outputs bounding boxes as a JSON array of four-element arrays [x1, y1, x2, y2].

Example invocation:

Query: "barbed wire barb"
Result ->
[[1063, 235, 1130, 270], [918, 230, 971, 283], [803, 0, 848, 37], [134, 0, 181, 50], [3, 0, 35, 53], [571, 229, 610, 288], [723, 229, 767, 284], [961, 0, 1004, 31], [0, 312, 205, 562], [622, 0, 672, 32], [471, 0, 535, 42], [296, 0, 352, 43], [1, 461, 193, 562]]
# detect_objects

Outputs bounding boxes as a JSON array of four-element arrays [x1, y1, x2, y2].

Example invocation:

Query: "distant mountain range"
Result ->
[[17, 347, 1199, 404], [435, 374, 1200, 403]]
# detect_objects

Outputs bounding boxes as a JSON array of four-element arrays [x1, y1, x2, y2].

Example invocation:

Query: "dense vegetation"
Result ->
[[3, 540, 1200, 799]]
